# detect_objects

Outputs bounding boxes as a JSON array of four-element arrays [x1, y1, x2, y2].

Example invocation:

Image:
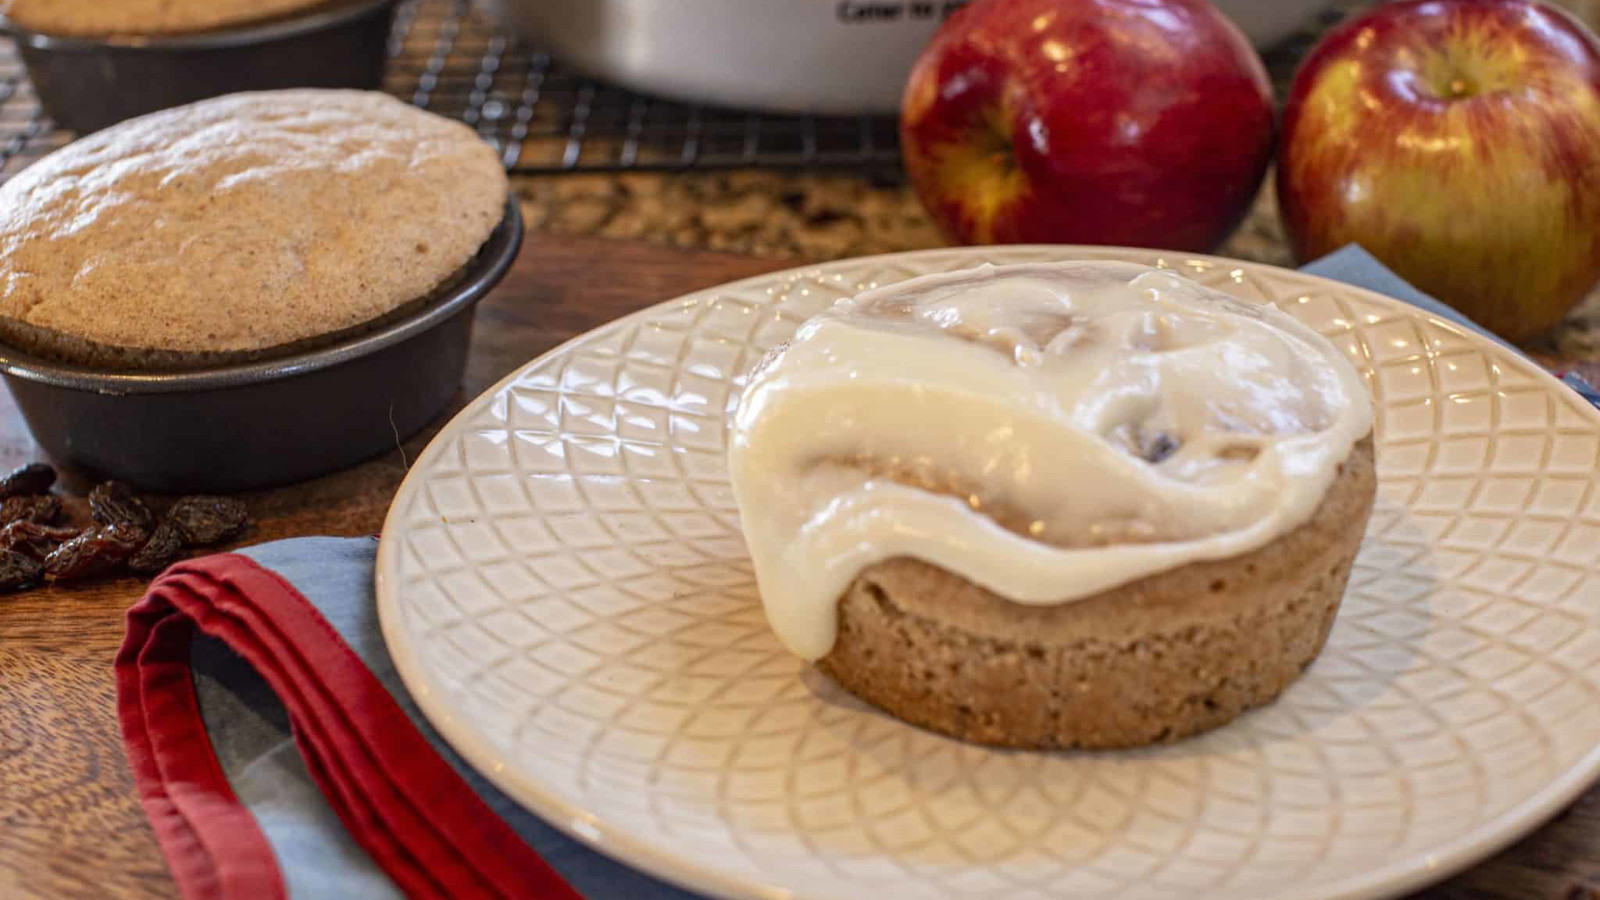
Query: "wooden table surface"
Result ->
[[1, 232, 1597, 900]]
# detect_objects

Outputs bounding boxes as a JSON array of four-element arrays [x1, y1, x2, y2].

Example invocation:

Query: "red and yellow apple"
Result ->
[[899, 0, 1275, 252], [1279, 0, 1600, 342]]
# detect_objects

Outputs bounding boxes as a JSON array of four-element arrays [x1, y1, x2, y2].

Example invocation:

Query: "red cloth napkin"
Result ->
[[117, 551, 585, 900]]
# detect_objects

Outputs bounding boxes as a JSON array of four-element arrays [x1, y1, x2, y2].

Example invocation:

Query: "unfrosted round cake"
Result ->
[[0, 89, 509, 370], [1, 0, 337, 37], [728, 261, 1377, 749]]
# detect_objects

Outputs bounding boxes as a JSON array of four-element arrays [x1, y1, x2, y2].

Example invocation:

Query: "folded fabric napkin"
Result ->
[[116, 248, 1600, 900]]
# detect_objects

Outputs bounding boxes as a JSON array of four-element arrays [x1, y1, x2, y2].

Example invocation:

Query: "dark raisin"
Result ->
[[43, 524, 145, 583], [128, 521, 185, 575], [0, 549, 42, 592], [0, 463, 56, 499], [0, 521, 82, 561], [0, 494, 59, 525], [167, 496, 249, 546], [89, 481, 154, 531], [1142, 432, 1180, 464]]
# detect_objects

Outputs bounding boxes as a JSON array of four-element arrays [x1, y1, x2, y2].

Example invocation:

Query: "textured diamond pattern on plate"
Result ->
[[380, 248, 1600, 900]]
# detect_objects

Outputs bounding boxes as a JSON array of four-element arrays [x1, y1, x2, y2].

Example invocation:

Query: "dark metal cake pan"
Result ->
[[2, 0, 400, 134], [0, 199, 522, 494]]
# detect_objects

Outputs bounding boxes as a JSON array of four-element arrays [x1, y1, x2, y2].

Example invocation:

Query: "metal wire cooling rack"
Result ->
[[0, 0, 1346, 180], [392, 0, 905, 172], [0, 0, 904, 178]]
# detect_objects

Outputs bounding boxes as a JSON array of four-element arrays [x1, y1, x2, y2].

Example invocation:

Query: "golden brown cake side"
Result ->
[[817, 436, 1378, 750], [0, 258, 476, 372], [1, 0, 335, 37]]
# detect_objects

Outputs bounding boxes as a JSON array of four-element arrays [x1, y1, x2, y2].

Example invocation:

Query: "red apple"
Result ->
[[1279, 0, 1600, 342], [900, 0, 1275, 252]]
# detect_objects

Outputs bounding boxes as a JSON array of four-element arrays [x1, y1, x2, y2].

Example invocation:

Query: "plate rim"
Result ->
[[376, 244, 1600, 900]]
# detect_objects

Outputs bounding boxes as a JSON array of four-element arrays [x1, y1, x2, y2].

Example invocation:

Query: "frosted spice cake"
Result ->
[[729, 261, 1377, 749]]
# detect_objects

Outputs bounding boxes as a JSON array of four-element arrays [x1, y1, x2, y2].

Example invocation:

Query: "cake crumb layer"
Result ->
[[819, 436, 1378, 750]]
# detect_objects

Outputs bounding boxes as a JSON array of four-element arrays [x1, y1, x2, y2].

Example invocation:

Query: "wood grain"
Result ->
[[0, 231, 1596, 900]]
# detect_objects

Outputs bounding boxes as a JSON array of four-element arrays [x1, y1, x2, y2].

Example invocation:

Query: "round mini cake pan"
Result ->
[[1, 0, 400, 134], [0, 199, 522, 494]]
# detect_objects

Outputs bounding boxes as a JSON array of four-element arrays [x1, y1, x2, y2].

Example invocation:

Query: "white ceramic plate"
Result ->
[[376, 247, 1600, 900]]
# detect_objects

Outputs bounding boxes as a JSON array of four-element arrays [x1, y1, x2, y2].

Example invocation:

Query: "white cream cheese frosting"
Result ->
[[728, 262, 1374, 660]]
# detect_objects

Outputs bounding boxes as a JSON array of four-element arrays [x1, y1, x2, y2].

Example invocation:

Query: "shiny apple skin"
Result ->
[[1279, 0, 1600, 342], [900, 0, 1275, 252]]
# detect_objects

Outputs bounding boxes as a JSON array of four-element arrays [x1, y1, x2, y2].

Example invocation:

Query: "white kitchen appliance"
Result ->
[[488, 0, 1337, 114]]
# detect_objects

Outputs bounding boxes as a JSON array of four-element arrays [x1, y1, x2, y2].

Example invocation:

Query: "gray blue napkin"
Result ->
[[197, 538, 697, 900]]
